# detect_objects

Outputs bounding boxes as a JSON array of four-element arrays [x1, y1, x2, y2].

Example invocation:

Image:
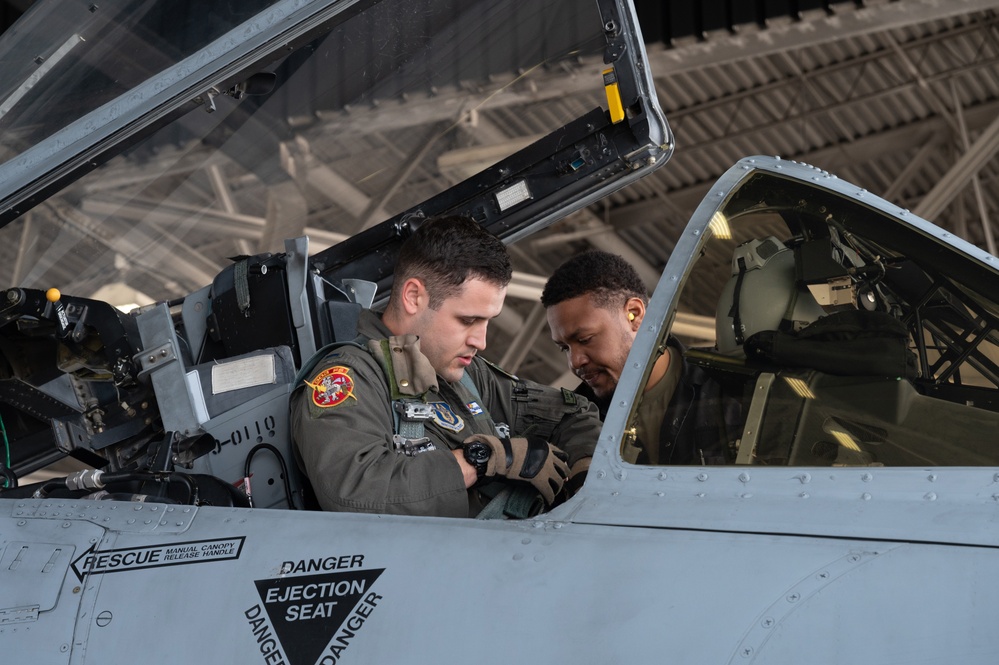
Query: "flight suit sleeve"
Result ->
[[290, 350, 469, 517], [517, 380, 600, 473], [469, 361, 600, 470]]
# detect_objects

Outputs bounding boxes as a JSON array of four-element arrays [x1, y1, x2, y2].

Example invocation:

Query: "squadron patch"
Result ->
[[306, 366, 357, 408], [430, 402, 464, 432]]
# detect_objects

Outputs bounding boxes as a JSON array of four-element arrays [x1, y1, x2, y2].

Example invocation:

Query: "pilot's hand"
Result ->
[[451, 449, 479, 489], [462, 434, 569, 505]]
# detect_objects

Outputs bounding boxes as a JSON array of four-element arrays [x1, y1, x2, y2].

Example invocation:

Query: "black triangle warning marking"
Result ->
[[255, 568, 384, 665]]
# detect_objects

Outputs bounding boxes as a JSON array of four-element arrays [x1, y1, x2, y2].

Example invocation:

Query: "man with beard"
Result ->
[[541, 251, 737, 466]]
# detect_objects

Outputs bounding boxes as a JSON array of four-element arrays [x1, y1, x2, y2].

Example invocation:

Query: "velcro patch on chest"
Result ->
[[430, 402, 465, 432], [561, 387, 577, 406]]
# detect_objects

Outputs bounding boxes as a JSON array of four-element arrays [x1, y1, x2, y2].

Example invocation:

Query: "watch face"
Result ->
[[466, 442, 491, 465]]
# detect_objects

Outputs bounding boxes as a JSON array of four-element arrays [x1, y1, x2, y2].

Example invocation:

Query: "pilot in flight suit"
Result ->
[[291, 309, 600, 517]]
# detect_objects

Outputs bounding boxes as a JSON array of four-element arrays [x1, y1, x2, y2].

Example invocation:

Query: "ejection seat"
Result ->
[[135, 237, 374, 509], [706, 236, 990, 467]]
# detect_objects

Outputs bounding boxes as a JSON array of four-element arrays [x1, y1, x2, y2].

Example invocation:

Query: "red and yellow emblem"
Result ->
[[305, 366, 356, 408]]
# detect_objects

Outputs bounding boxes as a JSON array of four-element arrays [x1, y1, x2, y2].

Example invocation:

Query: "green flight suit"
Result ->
[[290, 310, 600, 517]]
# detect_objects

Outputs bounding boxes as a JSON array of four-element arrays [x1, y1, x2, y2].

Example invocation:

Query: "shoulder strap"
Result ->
[[458, 370, 483, 403], [459, 368, 506, 437], [364, 336, 436, 440], [460, 366, 547, 520]]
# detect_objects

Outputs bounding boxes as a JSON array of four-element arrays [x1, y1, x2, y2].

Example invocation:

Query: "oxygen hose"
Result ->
[[33, 468, 200, 504]]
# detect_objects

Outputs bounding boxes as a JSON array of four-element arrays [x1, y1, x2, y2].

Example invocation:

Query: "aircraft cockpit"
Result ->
[[1, 0, 996, 516], [0, 0, 670, 512], [623, 160, 999, 469], [5, 5, 999, 664]]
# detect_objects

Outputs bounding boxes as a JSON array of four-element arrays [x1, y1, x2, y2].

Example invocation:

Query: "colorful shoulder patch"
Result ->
[[430, 402, 465, 432], [305, 366, 357, 408]]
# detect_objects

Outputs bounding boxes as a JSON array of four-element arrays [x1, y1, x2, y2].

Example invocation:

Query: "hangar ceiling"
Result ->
[[2, 0, 999, 389], [514, 0, 999, 386]]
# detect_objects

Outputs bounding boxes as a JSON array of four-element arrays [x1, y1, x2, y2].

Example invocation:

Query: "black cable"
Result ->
[[243, 443, 297, 509], [127, 471, 199, 506], [167, 472, 199, 506], [36, 470, 200, 505], [0, 465, 17, 490], [33, 480, 67, 498]]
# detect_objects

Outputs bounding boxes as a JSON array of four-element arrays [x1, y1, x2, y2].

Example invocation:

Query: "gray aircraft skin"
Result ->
[[2, 1, 999, 664]]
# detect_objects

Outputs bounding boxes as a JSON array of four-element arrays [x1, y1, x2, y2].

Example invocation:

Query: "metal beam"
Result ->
[[284, 136, 376, 220], [260, 180, 308, 253], [206, 164, 237, 215], [499, 302, 548, 373], [506, 271, 548, 302], [437, 135, 540, 184], [949, 79, 997, 253], [358, 124, 446, 231], [11, 212, 36, 286], [294, 3, 999, 143], [914, 111, 999, 221], [882, 140, 941, 202], [43, 201, 219, 292], [528, 209, 662, 291], [648, 0, 999, 75], [609, 99, 999, 230], [80, 194, 348, 247]]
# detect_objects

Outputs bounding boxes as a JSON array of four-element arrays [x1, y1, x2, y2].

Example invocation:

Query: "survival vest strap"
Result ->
[[365, 337, 436, 443], [459, 367, 543, 520], [457, 370, 505, 437]]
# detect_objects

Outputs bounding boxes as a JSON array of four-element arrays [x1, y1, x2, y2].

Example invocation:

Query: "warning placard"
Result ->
[[252, 568, 384, 665], [72, 537, 244, 580]]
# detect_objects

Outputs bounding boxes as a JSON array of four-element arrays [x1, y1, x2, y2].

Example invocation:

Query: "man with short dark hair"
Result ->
[[542, 250, 736, 465], [292, 216, 599, 516]]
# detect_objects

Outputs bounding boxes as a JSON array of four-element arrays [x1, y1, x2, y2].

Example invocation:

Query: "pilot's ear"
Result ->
[[399, 277, 427, 315], [625, 297, 645, 330]]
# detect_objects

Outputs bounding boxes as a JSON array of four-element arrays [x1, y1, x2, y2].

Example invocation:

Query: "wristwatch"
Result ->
[[463, 440, 492, 481]]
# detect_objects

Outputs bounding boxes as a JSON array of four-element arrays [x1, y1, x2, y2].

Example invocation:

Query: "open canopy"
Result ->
[[0, 0, 670, 476]]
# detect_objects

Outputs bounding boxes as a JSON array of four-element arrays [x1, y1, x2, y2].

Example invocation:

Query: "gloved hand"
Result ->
[[462, 434, 569, 505]]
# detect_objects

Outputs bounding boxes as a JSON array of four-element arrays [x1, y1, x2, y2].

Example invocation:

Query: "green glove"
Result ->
[[463, 434, 569, 505]]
